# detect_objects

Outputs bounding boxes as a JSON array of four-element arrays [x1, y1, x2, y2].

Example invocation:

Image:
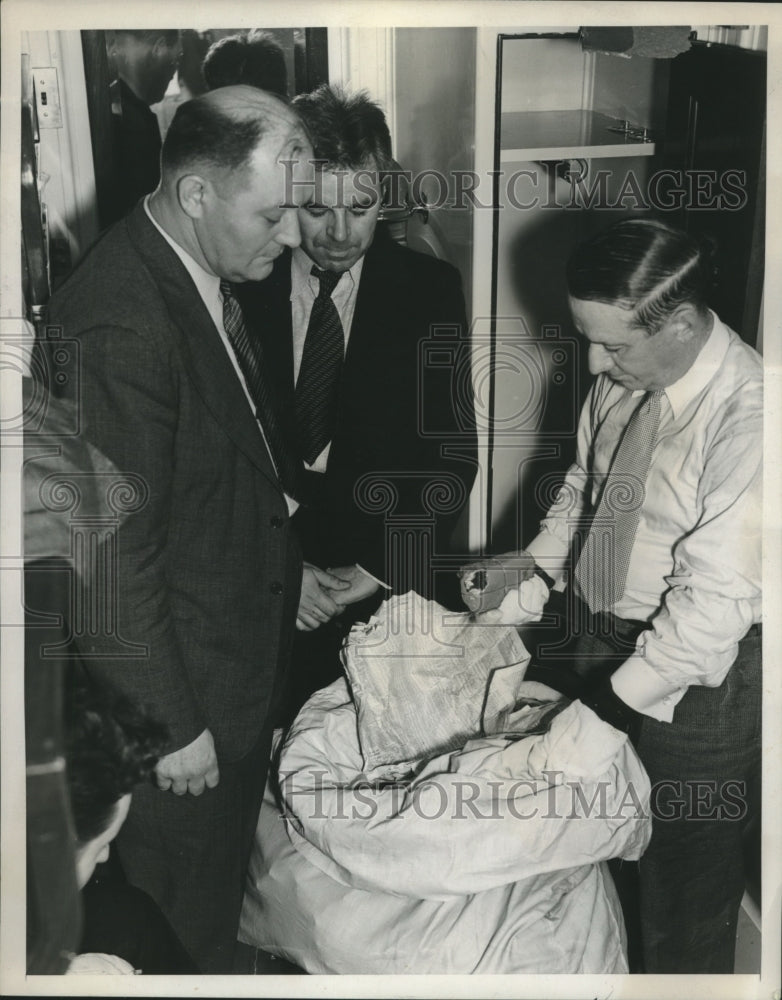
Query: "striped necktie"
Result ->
[[574, 389, 664, 614], [220, 279, 299, 498], [295, 267, 345, 465]]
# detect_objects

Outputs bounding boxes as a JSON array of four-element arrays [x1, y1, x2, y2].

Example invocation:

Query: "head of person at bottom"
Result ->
[[65, 679, 167, 888], [566, 218, 717, 393], [292, 84, 395, 274], [149, 84, 314, 283]]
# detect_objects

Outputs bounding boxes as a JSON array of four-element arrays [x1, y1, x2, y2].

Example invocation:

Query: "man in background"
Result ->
[[237, 85, 476, 720], [45, 86, 313, 971], [203, 29, 289, 98], [105, 29, 182, 222], [153, 30, 213, 140]]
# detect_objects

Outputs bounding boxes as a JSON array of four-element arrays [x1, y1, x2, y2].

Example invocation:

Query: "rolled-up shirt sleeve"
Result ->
[[529, 337, 762, 722], [614, 404, 762, 719]]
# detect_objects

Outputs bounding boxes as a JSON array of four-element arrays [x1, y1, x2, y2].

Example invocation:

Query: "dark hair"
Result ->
[[566, 219, 715, 333], [203, 30, 288, 98], [112, 29, 180, 47], [161, 91, 271, 176], [292, 84, 394, 172], [65, 678, 167, 844]]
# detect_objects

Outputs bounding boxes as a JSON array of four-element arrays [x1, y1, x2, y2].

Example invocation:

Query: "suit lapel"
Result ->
[[238, 252, 295, 412], [124, 204, 282, 492], [346, 233, 403, 380], [235, 252, 298, 458]]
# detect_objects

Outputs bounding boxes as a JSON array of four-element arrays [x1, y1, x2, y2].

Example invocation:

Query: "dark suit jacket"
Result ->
[[105, 79, 162, 226], [45, 202, 301, 762], [236, 228, 477, 595]]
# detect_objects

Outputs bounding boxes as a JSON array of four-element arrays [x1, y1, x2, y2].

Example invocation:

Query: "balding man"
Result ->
[[44, 87, 313, 971]]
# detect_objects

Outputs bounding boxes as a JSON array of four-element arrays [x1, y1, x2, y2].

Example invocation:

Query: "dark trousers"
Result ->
[[563, 610, 761, 973], [114, 724, 272, 973], [635, 626, 761, 973]]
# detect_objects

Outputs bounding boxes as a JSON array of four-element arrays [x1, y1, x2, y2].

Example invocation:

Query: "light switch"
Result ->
[[33, 67, 63, 129]]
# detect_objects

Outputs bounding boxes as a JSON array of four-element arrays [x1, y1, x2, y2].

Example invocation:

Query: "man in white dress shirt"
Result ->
[[464, 219, 762, 972]]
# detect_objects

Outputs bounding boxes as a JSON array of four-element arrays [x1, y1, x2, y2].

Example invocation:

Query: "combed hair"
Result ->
[[566, 219, 716, 334], [203, 30, 288, 98], [161, 93, 269, 176], [292, 84, 394, 172], [65, 677, 167, 844]]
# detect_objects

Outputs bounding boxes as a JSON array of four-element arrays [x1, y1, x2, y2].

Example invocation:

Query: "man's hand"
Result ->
[[155, 728, 220, 796], [325, 564, 381, 608], [296, 563, 351, 631], [458, 550, 537, 614], [475, 575, 549, 625]]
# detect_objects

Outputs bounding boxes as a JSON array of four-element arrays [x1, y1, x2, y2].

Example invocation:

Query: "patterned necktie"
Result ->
[[220, 279, 299, 498], [574, 389, 664, 614], [295, 267, 345, 464]]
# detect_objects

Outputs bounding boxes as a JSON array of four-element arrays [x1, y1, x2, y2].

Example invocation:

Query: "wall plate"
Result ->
[[33, 67, 63, 129]]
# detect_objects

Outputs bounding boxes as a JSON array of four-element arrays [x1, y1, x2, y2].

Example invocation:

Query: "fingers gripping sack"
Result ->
[[459, 550, 537, 613]]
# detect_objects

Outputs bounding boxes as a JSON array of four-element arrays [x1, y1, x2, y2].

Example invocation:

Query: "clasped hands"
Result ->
[[296, 562, 380, 631]]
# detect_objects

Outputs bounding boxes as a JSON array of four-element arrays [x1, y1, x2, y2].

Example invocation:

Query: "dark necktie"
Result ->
[[574, 389, 664, 614], [220, 279, 299, 498], [295, 267, 345, 465]]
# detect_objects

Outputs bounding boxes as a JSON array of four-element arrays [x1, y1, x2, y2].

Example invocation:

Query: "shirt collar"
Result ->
[[661, 311, 730, 418], [144, 195, 222, 315], [291, 246, 363, 297]]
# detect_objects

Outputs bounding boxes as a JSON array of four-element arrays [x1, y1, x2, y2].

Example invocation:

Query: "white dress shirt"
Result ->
[[527, 313, 762, 721], [144, 197, 297, 514]]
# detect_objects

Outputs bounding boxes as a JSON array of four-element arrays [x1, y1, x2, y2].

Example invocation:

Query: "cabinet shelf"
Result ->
[[501, 110, 656, 161]]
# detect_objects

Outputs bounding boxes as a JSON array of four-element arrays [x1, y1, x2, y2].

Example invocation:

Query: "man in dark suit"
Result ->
[[105, 29, 182, 224], [43, 86, 313, 971], [236, 86, 476, 717]]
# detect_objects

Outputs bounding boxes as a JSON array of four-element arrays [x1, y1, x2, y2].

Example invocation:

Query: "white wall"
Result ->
[[393, 28, 476, 306], [327, 27, 396, 130], [491, 162, 586, 550], [501, 34, 586, 113], [329, 26, 483, 554], [23, 31, 99, 280], [488, 31, 666, 550]]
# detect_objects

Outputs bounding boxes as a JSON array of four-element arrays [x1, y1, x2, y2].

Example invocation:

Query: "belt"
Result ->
[[571, 598, 650, 653], [591, 604, 761, 643]]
